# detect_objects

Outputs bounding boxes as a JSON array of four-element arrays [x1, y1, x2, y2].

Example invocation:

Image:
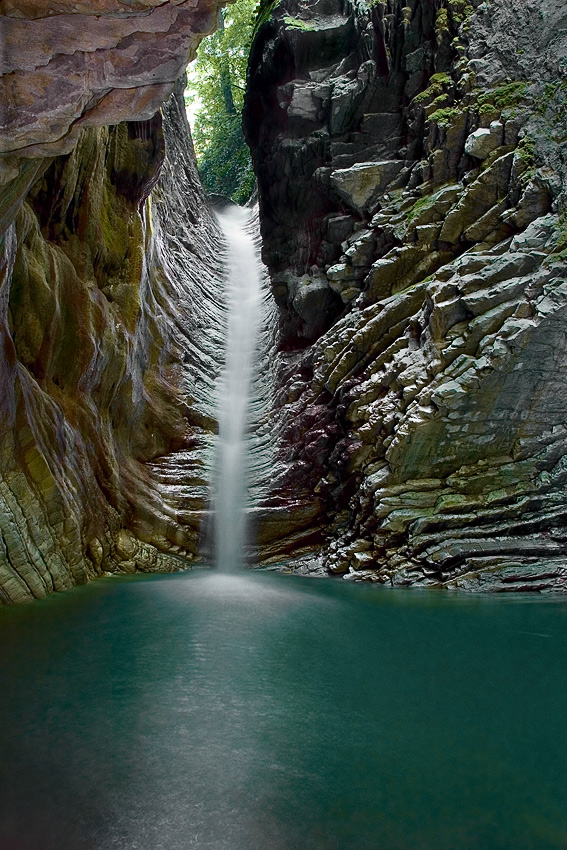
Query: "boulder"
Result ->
[[330, 161, 406, 215], [464, 121, 504, 160]]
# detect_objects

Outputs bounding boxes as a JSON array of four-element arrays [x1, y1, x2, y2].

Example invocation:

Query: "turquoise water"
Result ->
[[0, 571, 566, 850]]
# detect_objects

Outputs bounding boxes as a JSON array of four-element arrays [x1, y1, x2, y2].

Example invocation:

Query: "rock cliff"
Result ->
[[2, 0, 567, 601], [245, 0, 567, 590], [0, 1, 226, 603], [0, 0, 224, 158]]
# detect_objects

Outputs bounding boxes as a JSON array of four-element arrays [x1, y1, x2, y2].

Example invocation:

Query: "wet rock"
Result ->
[[244, 0, 451, 346], [0, 83, 222, 602], [0, 0, 224, 159], [330, 161, 406, 215], [249, 0, 567, 591]]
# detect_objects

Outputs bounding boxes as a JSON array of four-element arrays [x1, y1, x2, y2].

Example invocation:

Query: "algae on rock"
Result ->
[[243, 0, 567, 591], [0, 85, 224, 603]]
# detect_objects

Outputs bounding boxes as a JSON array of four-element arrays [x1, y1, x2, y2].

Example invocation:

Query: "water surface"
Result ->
[[0, 571, 566, 849]]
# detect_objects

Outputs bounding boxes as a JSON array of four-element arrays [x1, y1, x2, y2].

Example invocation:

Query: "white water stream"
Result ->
[[213, 206, 275, 570]]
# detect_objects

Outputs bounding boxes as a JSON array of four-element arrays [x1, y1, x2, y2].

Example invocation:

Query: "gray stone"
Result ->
[[510, 214, 558, 252], [326, 215, 354, 243], [464, 121, 503, 160], [330, 161, 406, 214]]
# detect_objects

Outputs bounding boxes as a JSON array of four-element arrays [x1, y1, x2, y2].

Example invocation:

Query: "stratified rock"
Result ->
[[248, 0, 567, 591], [330, 161, 406, 215], [0, 0, 234, 603], [0, 82, 224, 603], [0, 0, 224, 158], [0, 0, 226, 267], [464, 121, 503, 160]]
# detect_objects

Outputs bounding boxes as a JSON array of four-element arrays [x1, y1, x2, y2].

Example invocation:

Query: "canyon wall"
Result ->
[[2, 0, 567, 601], [0, 2, 226, 603], [245, 0, 567, 590]]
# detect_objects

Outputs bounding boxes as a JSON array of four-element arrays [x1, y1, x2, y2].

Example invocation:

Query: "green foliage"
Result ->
[[477, 82, 528, 115], [428, 107, 460, 126], [185, 0, 258, 204], [253, 0, 282, 35], [283, 15, 316, 30], [196, 112, 256, 204]]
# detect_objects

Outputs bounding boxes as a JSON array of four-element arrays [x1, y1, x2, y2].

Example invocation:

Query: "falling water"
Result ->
[[213, 205, 274, 570]]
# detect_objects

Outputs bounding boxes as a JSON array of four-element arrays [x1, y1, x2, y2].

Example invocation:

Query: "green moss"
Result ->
[[99, 186, 131, 273], [544, 82, 559, 103], [283, 15, 316, 30], [447, 0, 474, 25], [477, 81, 528, 114], [478, 102, 499, 117], [548, 248, 567, 263], [556, 215, 567, 251], [407, 196, 433, 223], [431, 72, 452, 87], [536, 79, 567, 126], [544, 233, 567, 265], [542, 215, 567, 265], [406, 184, 454, 224], [429, 107, 460, 126], [413, 72, 452, 105], [431, 93, 451, 109], [412, 90, 431, 105], [436, 8, 448, 31], [516, 136, 535, 166]]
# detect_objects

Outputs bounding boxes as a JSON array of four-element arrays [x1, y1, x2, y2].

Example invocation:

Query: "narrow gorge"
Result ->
[[1, 0, 567, 601], [1, 4, 567, 849]]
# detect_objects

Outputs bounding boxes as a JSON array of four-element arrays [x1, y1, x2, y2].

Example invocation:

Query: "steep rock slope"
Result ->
[[245, 0, 567, 590], [0, 83, 225, 604], [0, 0, 231, 603]]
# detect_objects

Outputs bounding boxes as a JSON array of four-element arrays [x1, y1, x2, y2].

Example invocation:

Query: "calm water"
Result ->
[[0, 571, 566, 850]]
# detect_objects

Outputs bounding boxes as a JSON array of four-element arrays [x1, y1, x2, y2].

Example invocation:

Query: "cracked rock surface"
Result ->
[[245, 0, 567, 591], [0, 0, 223, 157]]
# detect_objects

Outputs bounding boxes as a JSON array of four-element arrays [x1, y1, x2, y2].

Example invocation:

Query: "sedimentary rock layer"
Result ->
[[0, 83, 224, 603], [0, 0, 233, 602], [0, 0, 224, 157], [245, 0, 567, 591]]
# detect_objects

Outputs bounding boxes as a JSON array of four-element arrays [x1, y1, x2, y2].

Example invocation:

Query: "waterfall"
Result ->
[[213, 205, 276, 571]]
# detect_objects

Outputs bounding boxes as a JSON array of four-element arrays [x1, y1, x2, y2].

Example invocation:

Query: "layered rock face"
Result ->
[[245, 0, 567, 590], [0, 0, 227, 279], [0, 84, 225, 603], [0, 0, 224, 158], [3, 0, 567, 601], [0, 0, 227, 603]]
